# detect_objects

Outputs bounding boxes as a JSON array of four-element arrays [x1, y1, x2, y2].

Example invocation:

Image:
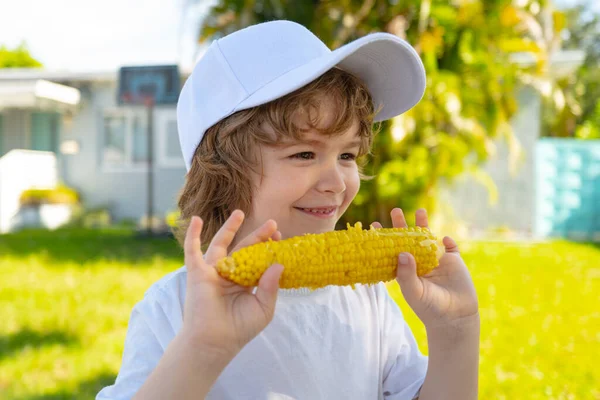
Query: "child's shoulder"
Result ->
[[141, 265, 188, 304]]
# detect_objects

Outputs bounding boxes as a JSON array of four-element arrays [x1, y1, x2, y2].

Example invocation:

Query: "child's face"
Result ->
[[241, 102, 362, 241]]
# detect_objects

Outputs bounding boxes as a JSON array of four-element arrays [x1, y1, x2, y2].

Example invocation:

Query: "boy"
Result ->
[[97, 20, 479, 399]]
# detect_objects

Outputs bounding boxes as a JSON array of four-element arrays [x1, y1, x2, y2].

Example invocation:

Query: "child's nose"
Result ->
[[315, 162, 346, 194]]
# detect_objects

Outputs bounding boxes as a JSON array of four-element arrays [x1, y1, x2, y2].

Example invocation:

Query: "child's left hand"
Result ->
[[372, 208, 479, 329]]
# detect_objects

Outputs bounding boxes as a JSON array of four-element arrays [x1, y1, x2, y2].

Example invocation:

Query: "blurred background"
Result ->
[[0, 0, 598, 398]]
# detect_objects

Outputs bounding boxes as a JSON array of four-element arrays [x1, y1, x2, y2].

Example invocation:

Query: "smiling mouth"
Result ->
[[294, 207, 337, 217]]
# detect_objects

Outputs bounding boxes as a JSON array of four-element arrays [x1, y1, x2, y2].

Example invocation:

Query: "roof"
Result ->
[[0, 69, 117, 82], [0, 67, 192, 83], [0, 79, 80, 110]]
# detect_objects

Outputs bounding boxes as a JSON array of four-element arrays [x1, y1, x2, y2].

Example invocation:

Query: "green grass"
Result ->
[[0, 228, 181, 399], [1, 229, 599, 399], [389, 239, 600, 400]]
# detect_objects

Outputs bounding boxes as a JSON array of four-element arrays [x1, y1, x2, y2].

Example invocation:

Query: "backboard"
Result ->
[[117, 65, 180, 105]]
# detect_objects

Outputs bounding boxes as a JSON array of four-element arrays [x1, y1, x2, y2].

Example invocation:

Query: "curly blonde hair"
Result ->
[[174, 67, 378, 247]]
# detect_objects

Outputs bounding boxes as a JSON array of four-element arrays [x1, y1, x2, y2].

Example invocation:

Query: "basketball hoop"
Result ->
[[117, 65, 179, 106], [117, 65, 180, 236]]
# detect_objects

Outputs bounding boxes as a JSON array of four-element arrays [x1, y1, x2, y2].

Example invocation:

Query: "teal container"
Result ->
[[535, 138, 600, 242]]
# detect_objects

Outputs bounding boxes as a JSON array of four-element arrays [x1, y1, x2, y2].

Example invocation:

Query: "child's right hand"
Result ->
[[180, 210, 284, 358]]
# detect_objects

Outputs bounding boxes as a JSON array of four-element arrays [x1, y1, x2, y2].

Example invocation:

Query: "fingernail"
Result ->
[[399, 253, 408, 265]]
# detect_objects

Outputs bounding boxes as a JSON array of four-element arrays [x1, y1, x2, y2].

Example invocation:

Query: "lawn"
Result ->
[[0, 228, 598, 399]]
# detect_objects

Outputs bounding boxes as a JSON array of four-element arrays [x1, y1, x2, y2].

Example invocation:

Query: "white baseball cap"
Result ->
[[177, 20, 426, 171]]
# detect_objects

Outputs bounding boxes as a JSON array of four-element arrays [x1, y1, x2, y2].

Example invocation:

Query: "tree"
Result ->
[[505, 0, 590, 140], [0, 42, 42, 68], [195, 0, 545, 227], [510, 1, 600, 140], [560, 1, 600, 139]]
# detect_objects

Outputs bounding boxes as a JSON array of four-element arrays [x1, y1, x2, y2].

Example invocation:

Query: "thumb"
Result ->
[[254, 264, 284, 318], [395, 253, 423, 304]]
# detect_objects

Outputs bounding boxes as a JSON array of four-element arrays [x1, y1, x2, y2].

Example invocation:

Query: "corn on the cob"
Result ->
[[216, 222, 439, 289]]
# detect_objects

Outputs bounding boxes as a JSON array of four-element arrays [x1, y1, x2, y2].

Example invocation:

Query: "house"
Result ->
[[0, 68, 188, 233]]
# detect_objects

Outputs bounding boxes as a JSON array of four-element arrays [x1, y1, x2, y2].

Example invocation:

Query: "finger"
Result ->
[[184, 216, 206, 271], [396, 252, 424, 304], [391, 208, 408, 228], [271, 230, 282, 241], [371, 221, 383, 229], [443, 236, 460, 253], [254, 264, 284, 318], [205, 210, 245, 262], [230, 219, 278, 253], [415, 208, 429, 229]]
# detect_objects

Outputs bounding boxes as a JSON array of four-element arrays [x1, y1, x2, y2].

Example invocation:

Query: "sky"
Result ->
[[0, 0, 214, 72], [0, 0, 597, 73]]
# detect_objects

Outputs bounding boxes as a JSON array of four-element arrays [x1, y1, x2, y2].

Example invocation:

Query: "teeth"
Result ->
[[304, 208, 333, 214]]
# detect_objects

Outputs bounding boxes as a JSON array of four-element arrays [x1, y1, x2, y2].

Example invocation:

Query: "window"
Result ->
[[132, 114, 148, 163], [0, 114, 3, 156], [157, 109, 184, 168], [102, 109, 148, 169], [31, 112, 60, 153]]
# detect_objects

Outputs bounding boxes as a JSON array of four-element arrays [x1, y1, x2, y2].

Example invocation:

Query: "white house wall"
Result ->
[[63, 82, 186, 222], [441, 85, 541, 236]]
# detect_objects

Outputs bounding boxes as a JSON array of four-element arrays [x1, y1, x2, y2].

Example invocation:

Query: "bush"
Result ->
[[20, 184, 79, 206], [165, 210, 180, 228], [66, 206, 113, 229]]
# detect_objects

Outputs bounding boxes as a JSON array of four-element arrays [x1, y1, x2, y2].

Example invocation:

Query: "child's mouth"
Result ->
[[294, 207, 337, 218]]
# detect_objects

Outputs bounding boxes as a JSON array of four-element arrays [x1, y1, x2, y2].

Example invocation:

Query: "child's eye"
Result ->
[[291, 152, 315, 160], [340, 153, 357, 161]]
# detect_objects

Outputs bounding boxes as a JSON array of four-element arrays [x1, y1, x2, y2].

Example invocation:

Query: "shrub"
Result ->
[[20, 184, 79, 206]]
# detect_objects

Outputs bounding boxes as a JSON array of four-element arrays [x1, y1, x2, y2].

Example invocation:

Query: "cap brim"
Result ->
[[233, 32, 426, 121]]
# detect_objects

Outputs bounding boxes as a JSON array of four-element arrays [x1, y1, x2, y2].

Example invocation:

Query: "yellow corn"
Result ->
[[216, 222, 439, 289]]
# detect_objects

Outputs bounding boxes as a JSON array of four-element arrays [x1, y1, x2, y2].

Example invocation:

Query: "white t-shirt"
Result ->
[[97, 266, 428, 400]]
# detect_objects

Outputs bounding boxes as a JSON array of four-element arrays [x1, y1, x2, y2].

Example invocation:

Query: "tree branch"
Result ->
[[332, 0, 376, 48]]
